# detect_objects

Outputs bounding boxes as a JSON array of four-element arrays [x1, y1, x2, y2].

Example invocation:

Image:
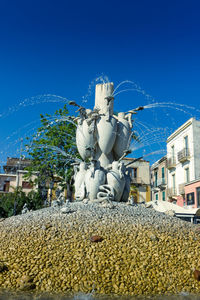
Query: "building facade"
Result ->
[[0, 157, 36, 195], [184, 179, 200, 208], [1, 157, 151, 203], [166, 118, 200, 207], [151, 156, 168, 201], [124, 157, 151, 203]]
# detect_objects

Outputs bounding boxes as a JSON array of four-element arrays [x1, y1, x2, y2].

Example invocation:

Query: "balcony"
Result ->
[[152, 181, 159, 192], [131, 177, 143, 185], [167, 187, 177, 197], [152, 178, 166, 191], [177, 148, 190, 163], [157, 178, 166, 188], [167, 157, 176, 169], [178, 183, 185, 195]]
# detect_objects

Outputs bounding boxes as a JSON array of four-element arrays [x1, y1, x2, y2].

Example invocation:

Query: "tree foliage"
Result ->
[[25, 105, 79, 200], [0, 188, 44, 217]]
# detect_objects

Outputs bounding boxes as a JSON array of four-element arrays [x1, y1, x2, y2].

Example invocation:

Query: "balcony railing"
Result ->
[[178, 183, 185, 195], [152, 178, 166, 191], [177, 148, 190, 163], [167, 187, 177, 197], [157, 178, 166, 187], [152, 181, 159, 191], [131, 177, 143, 185], [167, 157, 176, 169]]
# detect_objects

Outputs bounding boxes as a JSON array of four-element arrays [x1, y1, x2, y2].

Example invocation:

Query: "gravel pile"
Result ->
[[0, 202, 200, 297]]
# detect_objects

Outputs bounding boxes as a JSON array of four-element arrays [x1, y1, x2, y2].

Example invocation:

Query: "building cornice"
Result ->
[[185, 178, 200, 186], [167, 119, 193, 143], [0, 174, 16, 177]]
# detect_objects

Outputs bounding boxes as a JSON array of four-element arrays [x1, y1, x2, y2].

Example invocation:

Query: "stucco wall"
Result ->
[[167, 118, 194, 195], [185, 180, 200, 208], [193, 119, 200, 179], [0, 172, 37, 195], [132, 160, 150, 185], [151, 157, 167, 201]]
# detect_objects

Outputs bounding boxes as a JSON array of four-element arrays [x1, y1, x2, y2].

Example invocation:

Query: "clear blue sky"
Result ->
[[0, 0, 200, 169]]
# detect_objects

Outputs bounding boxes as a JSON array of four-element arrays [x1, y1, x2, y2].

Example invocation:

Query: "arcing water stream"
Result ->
[[0, 77, 200, 171]]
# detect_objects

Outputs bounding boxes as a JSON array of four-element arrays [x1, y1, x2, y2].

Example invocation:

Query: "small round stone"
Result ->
[[90, 235, 104, 242], [193, 269, 200, 281]]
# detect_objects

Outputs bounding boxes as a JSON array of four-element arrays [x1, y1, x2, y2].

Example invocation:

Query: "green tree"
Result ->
[[25, 105, 79, 202], [0, 187, 28, 217], [0, 189, 45, 218], [26, 190, 45, 210]]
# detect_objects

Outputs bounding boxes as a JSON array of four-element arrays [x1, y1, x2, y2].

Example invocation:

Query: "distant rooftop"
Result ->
[[3, 157, 31, 174]]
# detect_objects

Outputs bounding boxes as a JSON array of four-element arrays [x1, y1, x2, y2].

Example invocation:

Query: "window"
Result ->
[[155, 171, 158, 187], [171, 145, 175, 162], [186, 192, 195, 206], [162, 191, 165, 201], [155, 194, 158, 201], [184, 135, 189, 155], [196, 187, 200, 207], [22, 181, 33, 189], [185, 168, 190, 183], [172, 174, 176, 194], [3, 181, 10, 192], [172, 174, 175, 187], [162, 167, 165, 178], [161, 167, 165, 184], [132, 168, 137, 178]]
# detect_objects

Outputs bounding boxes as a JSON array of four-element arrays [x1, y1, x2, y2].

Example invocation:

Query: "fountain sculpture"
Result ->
[[71, 82, 142, 203]]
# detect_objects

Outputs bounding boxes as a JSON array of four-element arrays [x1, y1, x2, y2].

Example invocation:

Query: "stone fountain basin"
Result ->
[[0, 202, 200, 297]]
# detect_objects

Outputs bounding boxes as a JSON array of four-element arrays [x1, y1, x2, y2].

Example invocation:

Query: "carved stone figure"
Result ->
[[70, 82, 143, 203], [113, 112, 132, 160], [21, 203, 29, 214], [85, 161, 106, 201], [74, 162, 87, 201], [107, 161, 126, 202]]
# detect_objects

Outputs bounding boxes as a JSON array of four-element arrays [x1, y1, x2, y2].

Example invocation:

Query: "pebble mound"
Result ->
[[1, 202, 200, 297]]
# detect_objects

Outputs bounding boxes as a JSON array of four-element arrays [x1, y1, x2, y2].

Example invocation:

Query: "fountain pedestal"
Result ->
[[94, 82, 114, 115]]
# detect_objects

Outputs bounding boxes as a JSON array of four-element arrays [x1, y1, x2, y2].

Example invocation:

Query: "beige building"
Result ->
[[0, 157, 151, 203], [0, 157, 37, 195], [124, 157, 151, 203], [151, 156, 168, 201]]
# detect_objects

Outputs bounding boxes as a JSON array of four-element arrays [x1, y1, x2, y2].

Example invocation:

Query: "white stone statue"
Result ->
[[21, 203, 29, 214], [85, 160, 106, 201], [74, 162, 87, 201], [70, 82, 142, 203], [113, 112, 132, 160]]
